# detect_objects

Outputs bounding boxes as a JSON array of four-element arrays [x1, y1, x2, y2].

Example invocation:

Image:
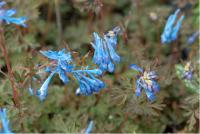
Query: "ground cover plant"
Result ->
[[0, 0, 199, 133]]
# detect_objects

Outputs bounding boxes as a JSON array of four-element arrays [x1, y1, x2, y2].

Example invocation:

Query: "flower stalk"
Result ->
[[0, 28, 20, 108]]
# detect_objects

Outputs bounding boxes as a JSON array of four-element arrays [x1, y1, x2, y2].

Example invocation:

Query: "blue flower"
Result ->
[[183, 62, 193, 80], [104, 26, 121, 48], [0, 1, 26, 27], [0, 108, 12, 133], [130, 64, 160, 101], [91, 27, 120, 72], [187, 31, 199, 45], [72, 68, 105, 96], [85, 121, 94, 134], [36, 49, 73, 101], [36, 71, 56, 101], [161, 9, 184, 44]]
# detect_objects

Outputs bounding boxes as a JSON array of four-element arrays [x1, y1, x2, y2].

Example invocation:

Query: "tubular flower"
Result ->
[[0, 108, 12, 133], [91, 26, 120, 72], [72, 68, 105, 96], [161, 9, 184, 44], [33, 49, 105, 101], [187, 31, 199, 45], [104, 26, 121, 48], [37, 49, 73, 101], [183, 62, 193, 80], [130, 64, 160, 101], [0, 1, 26, 27], [85, 121, 94, 134]]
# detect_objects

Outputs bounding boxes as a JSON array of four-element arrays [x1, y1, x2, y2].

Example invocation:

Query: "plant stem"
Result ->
[[55, 0, 62, 46], [0, 28, 20, 108]]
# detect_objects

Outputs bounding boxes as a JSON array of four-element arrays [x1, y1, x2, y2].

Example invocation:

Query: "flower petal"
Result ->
[[129, 64, 143, 72]]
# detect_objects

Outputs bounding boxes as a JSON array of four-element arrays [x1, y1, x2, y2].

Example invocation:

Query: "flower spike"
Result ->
[[91, 27, 121, 72], [161, 9, 184, 44]]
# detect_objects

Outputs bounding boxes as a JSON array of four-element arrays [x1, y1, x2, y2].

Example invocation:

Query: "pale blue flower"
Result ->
[[91, 27, 120, 72], [85, 121, 93, 134], [34, 49, 105, 100], [35, 49, 73, 101], [40, 49, 73, 84], [130, 64, 160, 101], [72, 68, 105, 96], [187, 31, 199, 45], [104, 26, 121, 48], [0, 1, 26, 27], [0, 108, 12, 133], [36, 71, 56, 101], [161, 9, 184, 44]]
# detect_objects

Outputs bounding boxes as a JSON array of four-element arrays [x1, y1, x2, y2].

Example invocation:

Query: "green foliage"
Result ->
[[0, 0, 199, 133]]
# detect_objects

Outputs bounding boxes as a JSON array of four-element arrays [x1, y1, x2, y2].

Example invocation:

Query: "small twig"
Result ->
[[0, 28, 20, 108], [0, 69, 8, 77]]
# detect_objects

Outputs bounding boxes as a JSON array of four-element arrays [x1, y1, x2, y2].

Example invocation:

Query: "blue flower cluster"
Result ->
[[129, 64, 160, 101], [91, 26, 120, 72], [0, 1, 26, 27], [72, 68, 105, 96], [161, 9, 184, 44], [30, 49, 104, 101], [0, 108, 12, 133], [183, 62, 193, 80]]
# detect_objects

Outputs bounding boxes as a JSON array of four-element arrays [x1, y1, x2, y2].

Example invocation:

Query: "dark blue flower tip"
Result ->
[[144, 89, 155, 101], [152, 81, 160, 93], [108, 62, 115, 73], [99, 63, 107, 71], [183, 71, 193, 80], [129, 64, 143, 72], [148, 94, 155, 102], [135, 91, 140, 97]]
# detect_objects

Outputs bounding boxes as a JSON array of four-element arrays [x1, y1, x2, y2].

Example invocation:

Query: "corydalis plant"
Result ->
[[31, 49, 105, 101], [91, 26, 121, 72], [0, 108, 12, 133], [0, 1, 26, 27], [161, 9, 184, 44], [129, 64, 160, 101]]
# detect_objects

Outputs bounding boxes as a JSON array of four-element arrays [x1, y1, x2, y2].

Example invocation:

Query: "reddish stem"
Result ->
[[0, 28, 20, 108]]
